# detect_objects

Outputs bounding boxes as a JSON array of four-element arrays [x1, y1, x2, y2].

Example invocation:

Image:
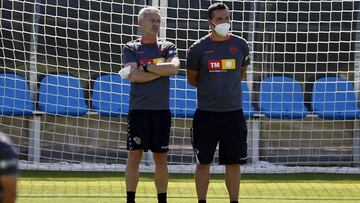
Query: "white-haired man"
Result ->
[[121, 6, 180, 203]]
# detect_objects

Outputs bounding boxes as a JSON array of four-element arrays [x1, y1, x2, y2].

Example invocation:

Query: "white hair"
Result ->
[[138, 6, 160, 22]]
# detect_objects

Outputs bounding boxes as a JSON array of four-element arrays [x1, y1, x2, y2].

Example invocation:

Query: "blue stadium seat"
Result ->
[[312, 76, 360, 120], [38, 74, 88, 116], [242, 82, 255, 118], [259, 76, 308, 119], [92, 74, 130, 116], [170, 75, 196, 118], [0, 73, 34, 116]]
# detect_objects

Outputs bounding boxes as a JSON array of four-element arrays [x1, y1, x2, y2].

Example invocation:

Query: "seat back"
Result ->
[[0, 73, 34, 115], [38, 74, 88, 116], [259, 76, 308, 119], [92, 74, 130, 116], [312, 76, 359, 120]]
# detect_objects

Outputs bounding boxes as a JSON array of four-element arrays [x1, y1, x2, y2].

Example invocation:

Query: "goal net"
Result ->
[[1, 0, 360, 174]]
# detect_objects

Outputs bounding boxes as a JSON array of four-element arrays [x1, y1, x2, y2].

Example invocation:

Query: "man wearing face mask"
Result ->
[[186, 2, 250, 203]]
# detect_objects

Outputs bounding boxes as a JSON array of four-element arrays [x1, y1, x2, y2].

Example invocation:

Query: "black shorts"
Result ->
[[192, 109, 248, 165], [127, 110, 171, 153]]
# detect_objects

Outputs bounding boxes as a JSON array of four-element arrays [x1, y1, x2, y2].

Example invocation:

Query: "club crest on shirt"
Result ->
[[229, 46, 238, 55], [208, 59, 236, 72]]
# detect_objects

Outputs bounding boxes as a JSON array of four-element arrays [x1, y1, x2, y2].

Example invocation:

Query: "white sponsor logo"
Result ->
[[133, 137, 141, 145], [210, 62, 220, 68], [194, 149, 199, 155], [0, 159, 17, 170], [193, 149, 200, 164], [168, 50, 177, 55]]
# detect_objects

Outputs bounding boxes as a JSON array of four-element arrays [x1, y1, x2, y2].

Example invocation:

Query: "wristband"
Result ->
[[142, 63, 149, 72]]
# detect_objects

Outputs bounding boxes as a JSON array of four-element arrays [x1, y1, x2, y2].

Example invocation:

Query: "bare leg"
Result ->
[[153, 152, 168, 193], [125, 150, 144, 192], [225, 164, 240, 201], [195, 164, 210, 200]]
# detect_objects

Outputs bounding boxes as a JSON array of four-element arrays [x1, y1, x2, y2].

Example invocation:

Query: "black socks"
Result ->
[[126, 191, 136, 203], [127, 191, 167, 203], [157, 192, 167, 203]]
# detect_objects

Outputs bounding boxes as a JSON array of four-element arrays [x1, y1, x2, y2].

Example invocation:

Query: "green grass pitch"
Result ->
[[17, 170, 360, 203]]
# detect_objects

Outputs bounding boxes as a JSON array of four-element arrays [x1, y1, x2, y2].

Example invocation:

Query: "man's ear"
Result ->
[[208, 19, 214, 30]]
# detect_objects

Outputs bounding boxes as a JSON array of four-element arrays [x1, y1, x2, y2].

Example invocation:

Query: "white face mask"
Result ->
[[212, 22, 230, 37]]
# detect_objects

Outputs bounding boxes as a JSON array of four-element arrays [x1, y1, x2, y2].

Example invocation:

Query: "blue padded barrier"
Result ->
[[170, 75, 197, 118], [92, 74, 130, 116], [0, 73, 34, 116], [312, 76, 360, 120], [242, 82, 255, 118], [38, 74, 88, 116], [259, 76, 308, 119]]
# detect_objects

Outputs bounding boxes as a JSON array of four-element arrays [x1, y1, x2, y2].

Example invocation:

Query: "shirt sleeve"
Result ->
[[0, 143, 18, 175], [165, 42, 178, 59], [122, 43, 138, 64], [242, 43, 251, 66], [186, 44, 200, 72]]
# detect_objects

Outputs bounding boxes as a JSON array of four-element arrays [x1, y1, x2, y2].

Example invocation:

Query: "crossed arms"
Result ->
[[124, 57, 180, 83]]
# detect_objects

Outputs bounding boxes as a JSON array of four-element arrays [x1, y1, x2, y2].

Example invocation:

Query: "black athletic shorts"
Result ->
[[127, 110, 171, 153], [0, 142, 18, 175], [192, 109, 248, 165]]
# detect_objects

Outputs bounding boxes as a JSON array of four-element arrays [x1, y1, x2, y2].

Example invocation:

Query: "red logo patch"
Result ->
[[229, 46, 238, 55], [208, 60, 222, 71]]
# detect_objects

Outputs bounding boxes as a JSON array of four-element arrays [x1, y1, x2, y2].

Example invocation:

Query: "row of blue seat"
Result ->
[[0, 73, 359, 120], [260, 76, 360, 120]]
